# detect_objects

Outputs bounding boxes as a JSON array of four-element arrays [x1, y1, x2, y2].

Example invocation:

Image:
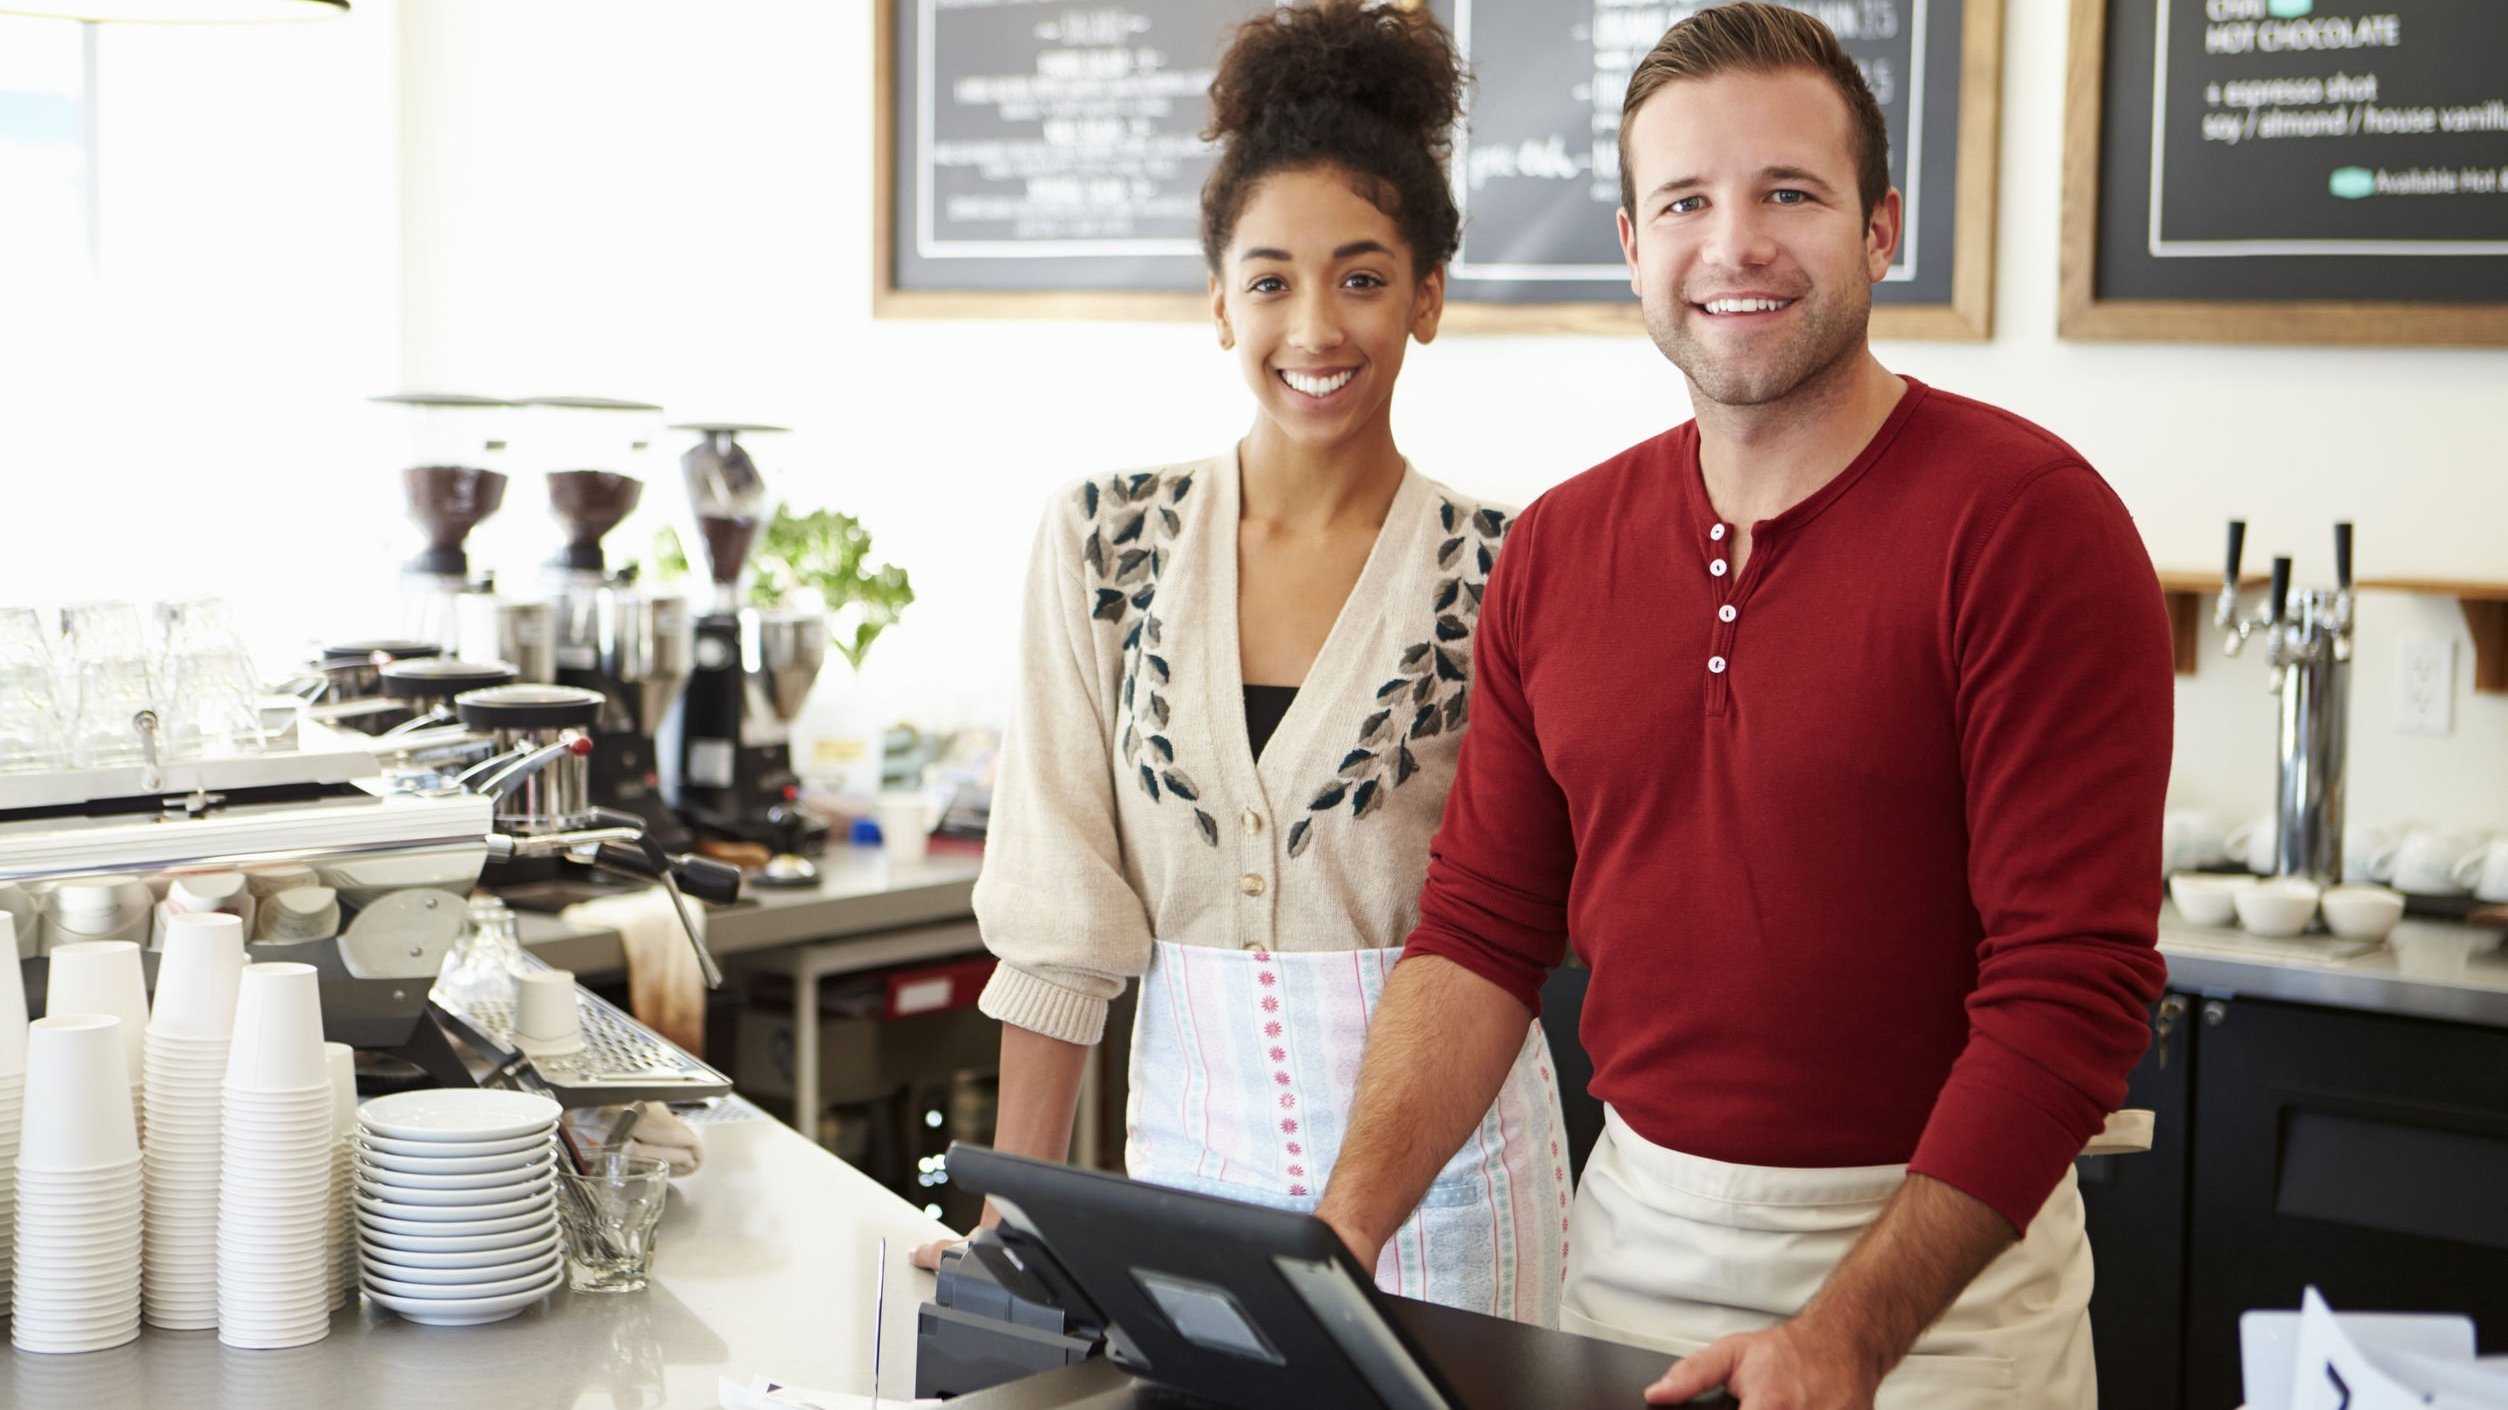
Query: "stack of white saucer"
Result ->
[[12, 1014, 143, 1353], [42, 940, 150, 1145], [216, 962, 335, 1349], [0, 914, 28, 1308], [355, 1089, 563, 1326], [141, 913, 247, 1330]]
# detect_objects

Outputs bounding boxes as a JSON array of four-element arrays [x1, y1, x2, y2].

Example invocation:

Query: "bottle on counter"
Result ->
[[431, 895, 532, 1016]]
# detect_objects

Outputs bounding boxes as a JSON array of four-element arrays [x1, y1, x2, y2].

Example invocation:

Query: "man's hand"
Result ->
[[1644, 1317, 1881, 1408], [1318, 1212, 1382, 1276]]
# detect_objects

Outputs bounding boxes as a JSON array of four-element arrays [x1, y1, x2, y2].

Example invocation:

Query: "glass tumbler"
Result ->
[[556, 1152, 670, 1292]]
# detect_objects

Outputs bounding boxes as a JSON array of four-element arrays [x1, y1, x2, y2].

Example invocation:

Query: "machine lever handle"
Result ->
[[2268, 557, 2292, 624], [2333, 521, 2353, 592], [2223, 519, 2247, 591]]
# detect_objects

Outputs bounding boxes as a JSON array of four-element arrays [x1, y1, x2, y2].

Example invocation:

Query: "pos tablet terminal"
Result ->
[[946, 1143, 1734, 1410]]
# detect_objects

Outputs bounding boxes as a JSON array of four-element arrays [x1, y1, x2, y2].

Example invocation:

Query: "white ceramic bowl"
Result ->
[[2319, 885, 2406, 942], [2169, 872, 2254, 928], [2234, 879, 2320, 938]]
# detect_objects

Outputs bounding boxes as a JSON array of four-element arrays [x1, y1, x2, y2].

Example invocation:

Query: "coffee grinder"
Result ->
[[659, 424, 829, 869], [378, 393, 514, 654], [515, 399, 693, 853]]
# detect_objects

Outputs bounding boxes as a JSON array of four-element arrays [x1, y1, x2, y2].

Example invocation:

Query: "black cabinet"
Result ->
[[2080, 992, 2508, 1410]]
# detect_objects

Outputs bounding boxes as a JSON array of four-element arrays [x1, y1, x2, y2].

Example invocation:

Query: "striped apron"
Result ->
[[1126, 940, 1568, 1325]]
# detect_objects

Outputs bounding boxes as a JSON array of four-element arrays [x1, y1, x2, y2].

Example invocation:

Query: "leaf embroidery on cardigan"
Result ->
[[1287, 498, 1507, 861], [1076, 469, 1215, 845]]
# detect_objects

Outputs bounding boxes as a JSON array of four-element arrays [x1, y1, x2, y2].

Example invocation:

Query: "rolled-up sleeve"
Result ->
[[1909, 464, 2173, 1230], [973, 493, 1154, 1047], [1400, 497, 1576, 1012]]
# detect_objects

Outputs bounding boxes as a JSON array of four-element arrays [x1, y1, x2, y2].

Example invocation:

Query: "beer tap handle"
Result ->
[[2269, 557, 2292, 624], [2224, 519, 2247, 592], [2333, 521, 2353, 592]]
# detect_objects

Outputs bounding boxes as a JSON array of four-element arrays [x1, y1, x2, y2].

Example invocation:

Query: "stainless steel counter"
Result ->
[[2161, 908, 2508, 1029], [6, 1111, 947, 1409], [518, 845, 984, 979]]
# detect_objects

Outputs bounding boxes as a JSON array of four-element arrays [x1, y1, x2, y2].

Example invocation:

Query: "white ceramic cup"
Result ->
[[2390, 829, 2486, 897], [257, 887, 341, 943], [2233, 877, 2321, 939], [2449, 839, 2508, 904], [2223, 816, 2278, 876], [224, 963, 330, 1093], [43, 941, 150, 1077], [876, 792, 932, 866], [2159, 811, 2229, 876], [2168, 872, 2254, 928], [513, 970, 584, 1056], [0, 912, 28, 1074], [18, 1014, 139, 1172], [151, 913, 247, 1040], [2320, 885, 2406, 943], [2343, 822, 2407, 884]]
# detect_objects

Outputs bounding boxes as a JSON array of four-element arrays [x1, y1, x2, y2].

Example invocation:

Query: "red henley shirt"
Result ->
[[1405, 380, 2173, 1231]]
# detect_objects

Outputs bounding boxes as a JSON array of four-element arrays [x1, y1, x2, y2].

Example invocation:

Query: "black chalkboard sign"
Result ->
[[2061, 0, 2508, 343], [877, 0, 2003, 337]]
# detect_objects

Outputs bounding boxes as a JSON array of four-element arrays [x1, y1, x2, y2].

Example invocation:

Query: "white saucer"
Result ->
[[358, 1229, 560, 1271], [359, 1142, 555, 1176], [357, 1090, 562, 1143], [357, 1202, 555, 1238], [362, 1253, 560, 1299], [363, 1266, 562, 1326], [359, 1129, 553, 1160], [356, 1186, 552, 1221], [357, 1220, 559, 1254]]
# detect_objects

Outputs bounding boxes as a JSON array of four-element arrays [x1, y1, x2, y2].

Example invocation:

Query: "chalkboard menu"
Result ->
[[878, 0, 2002, 336], [2062, 0, 2508, 343]]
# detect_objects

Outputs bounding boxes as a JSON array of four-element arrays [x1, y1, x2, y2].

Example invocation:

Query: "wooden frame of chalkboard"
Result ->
[[877, 0, 2004, 340], [2059, 0, 2508, 345]]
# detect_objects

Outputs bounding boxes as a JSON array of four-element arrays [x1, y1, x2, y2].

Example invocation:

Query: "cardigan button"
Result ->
[[1240, 873, 1266, 897], [1709, 559, 1728, 577], [1241, 809, 1262, 836], [1710, 524, 1726, 541]]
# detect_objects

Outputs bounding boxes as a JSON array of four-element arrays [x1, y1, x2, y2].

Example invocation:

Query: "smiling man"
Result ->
[[1313, 6, 2175, 1409]]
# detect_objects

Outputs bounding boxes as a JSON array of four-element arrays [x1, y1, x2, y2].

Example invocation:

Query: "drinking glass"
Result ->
[[555, 1152, 669, 1292]]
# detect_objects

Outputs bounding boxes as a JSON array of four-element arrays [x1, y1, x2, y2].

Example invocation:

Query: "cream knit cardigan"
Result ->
[[974, 450, 1513, 1046]]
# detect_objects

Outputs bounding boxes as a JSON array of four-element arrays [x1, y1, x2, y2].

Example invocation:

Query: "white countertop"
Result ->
[[2160, 906, 2508, 1028], [5, 1111, 949, 1409]]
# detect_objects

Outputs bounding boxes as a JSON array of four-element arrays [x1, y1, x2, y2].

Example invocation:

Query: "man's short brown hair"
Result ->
[[1617, 3, 1892, 221]]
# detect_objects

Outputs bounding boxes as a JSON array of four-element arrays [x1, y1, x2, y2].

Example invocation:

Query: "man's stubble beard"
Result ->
[[1642, 275, 1873, 411]]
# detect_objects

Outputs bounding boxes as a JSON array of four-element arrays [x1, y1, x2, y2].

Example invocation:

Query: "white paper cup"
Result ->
[[151, 913, 247, 1039], [42, 941, 149, 1072], [17, 1015, 138, 1172], [876, 792, 931, 865], [512, 970, 584, 1055], [224, 963, 328, 1092]]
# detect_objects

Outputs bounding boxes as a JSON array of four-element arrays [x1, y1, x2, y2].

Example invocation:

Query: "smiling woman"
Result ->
[[953, 0, 1573, 1332]]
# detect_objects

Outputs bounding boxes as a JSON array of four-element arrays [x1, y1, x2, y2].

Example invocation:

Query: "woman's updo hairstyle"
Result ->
[[1199, 0, 1467, 278]]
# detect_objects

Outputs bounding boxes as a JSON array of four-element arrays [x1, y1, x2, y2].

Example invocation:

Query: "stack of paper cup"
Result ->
[[0, 914, 28, 1307], [12, 1014, 143, 1352], [42, 940, 150, 1144], [216, 962, 335, 1348], [142, 913, 247, 1330], [326, 1042, 357, 1310]]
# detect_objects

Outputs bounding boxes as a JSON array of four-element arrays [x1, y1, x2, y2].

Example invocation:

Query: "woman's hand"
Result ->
[[908, 1198, 1006, 1272]]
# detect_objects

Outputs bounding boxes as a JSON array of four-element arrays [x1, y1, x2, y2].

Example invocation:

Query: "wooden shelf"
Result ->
[[2155, 572, 2261, 676], [2357, 579, 2508, 694]]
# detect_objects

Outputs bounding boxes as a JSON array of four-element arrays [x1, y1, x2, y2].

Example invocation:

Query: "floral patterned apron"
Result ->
[[1126, 940, 1567, 1325]]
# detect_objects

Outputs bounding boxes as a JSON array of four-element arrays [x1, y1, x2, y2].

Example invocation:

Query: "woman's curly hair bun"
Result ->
[[1199, 1, 1467, 275]]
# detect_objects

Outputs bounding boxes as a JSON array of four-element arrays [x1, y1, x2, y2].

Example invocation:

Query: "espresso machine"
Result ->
[[658, 425, 829, 870], [2218, 520, 2356, 886]]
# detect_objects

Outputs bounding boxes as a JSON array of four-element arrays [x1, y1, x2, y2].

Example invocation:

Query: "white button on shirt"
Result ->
[[1709, 656, 1728, 674], [1710, 524, 1727, 541], [1710, 559, 1728, 577], [1718, 605, 1737, 623]]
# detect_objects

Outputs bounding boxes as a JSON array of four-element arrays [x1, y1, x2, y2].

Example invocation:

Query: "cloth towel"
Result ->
[[561, 887, 707, 1054]]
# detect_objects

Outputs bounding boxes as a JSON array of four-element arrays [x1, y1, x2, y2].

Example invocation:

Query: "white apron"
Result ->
[[1126, 940, 1567, 1325], [1562, 1109, 2096, 1410]]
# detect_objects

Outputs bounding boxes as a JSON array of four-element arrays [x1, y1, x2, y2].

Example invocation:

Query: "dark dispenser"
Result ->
[[658, 425, 829, 869], [377, 393, 515, 654]]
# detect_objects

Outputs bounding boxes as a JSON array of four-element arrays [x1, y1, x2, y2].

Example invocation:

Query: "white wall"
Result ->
[[5, 1, 2497, 837], [0, 4, 403, 658]]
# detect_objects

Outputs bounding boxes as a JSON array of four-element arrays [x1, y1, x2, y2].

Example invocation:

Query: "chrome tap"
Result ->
[[2218, 521, 2355, 886]]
